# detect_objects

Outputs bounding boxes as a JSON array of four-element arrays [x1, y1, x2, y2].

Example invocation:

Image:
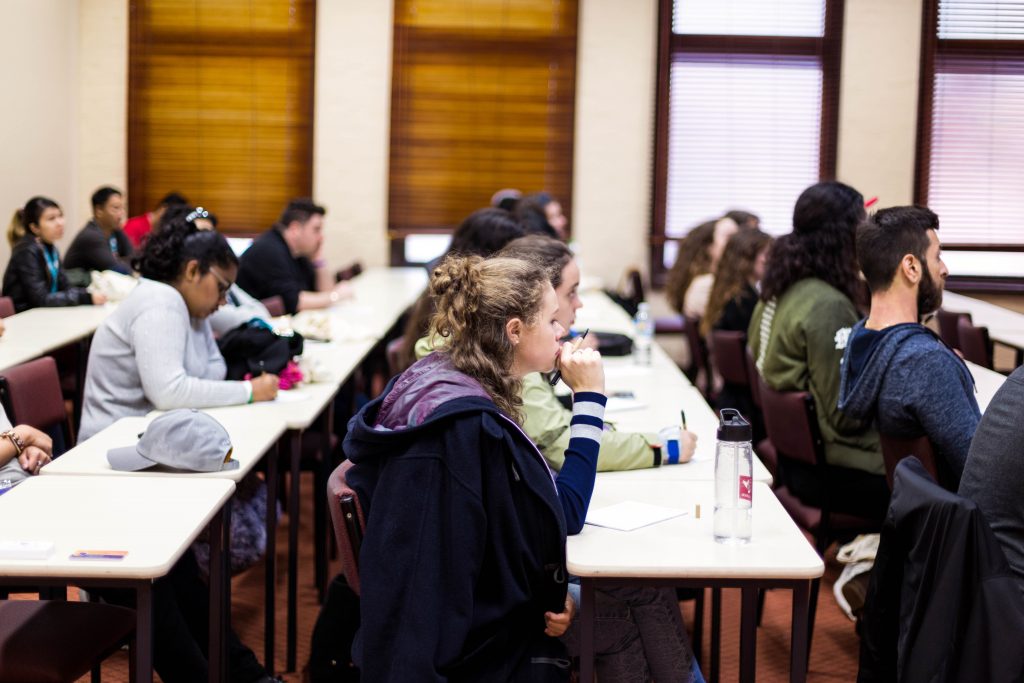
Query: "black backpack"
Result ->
[[217, 320, 304, 380]]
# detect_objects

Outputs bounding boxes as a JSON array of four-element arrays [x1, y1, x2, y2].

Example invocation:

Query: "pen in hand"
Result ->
[[680, 410, 687, 431], [549, 328, 591, 386]]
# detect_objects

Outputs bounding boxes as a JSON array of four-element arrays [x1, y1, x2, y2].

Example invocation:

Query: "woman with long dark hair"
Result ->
[[748, 181, 887, 521]]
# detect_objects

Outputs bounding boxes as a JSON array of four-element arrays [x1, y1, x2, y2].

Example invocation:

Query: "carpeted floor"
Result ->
[[54, 472, 859, 682]]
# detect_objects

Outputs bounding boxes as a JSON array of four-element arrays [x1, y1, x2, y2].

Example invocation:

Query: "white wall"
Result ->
[[836, 0, 923, 205], [0, 1, 79, 266], [572, 0, 659, 286], [313, 0, 394, 270]]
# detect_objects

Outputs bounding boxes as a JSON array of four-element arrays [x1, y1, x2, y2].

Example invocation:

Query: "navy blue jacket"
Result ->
[[838, 320, 980, 483], [345, 356, 580, 682]]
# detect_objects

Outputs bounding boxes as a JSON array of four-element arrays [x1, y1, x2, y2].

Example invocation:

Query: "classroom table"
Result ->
[[0, 475, 235, 683], [967, 360, 1005, 413], [568, 479, 824, 683], [42, 410, 287, 677], [0, 303, 114, 370], [943, 292, 1024, 365]]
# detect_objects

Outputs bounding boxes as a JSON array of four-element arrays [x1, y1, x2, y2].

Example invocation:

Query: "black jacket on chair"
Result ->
[[858, 457, 1024, 683], [1, 235, 93, 312]]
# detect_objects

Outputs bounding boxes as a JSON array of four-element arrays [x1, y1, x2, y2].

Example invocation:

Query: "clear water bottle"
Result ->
[[714, 409, 753, 544], [633, 302, 653, 366]]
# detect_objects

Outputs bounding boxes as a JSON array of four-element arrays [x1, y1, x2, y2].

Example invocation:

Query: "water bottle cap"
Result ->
[[717, 409, 752, 442]]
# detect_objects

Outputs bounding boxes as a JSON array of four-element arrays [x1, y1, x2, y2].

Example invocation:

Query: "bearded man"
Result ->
[[837, 205, 980, 485]]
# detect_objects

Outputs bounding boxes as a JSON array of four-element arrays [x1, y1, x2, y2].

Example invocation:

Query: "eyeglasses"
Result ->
[[209, 266, 232, 297], [185, 207, 210, 225]]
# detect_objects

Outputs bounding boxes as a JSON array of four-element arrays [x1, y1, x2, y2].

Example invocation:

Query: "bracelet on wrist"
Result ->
[[2, 430, 25, 456]]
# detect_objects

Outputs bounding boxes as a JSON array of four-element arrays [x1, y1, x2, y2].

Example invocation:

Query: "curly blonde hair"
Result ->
[[429, 254, 549, 422]]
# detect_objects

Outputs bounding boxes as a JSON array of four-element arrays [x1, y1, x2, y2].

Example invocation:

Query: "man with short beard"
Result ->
[[837, 205, 980, 485]]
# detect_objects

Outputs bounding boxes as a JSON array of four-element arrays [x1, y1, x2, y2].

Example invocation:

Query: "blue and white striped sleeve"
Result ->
[[555, 391, 607, 534]]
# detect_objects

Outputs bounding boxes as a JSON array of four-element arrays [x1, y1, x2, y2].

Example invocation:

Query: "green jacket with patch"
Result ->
[[747, 278, 882, 475]]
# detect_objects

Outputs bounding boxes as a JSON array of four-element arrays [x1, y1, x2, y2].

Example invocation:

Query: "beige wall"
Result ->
[[1, 0, 935, 286], [0, 1, 79, 266], [836, 0, 923, 205]]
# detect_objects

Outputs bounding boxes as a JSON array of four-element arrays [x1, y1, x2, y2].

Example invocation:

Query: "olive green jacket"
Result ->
[[414, 335, 658, 471], [748, 278, 883, 475]]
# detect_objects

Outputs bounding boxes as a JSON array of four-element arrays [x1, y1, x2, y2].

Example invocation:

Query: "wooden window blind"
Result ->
[[652, 0, 843, 279], [128, 0, 315, 234], [388, 0, 578, 262], [916, 0, 1024, 249]]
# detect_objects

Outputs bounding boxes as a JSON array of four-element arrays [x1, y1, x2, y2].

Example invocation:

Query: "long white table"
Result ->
[[0, 304, 114, 371], [569, 479, 823, 683], [943, 292, 1024, 363], [569, 292, 773, 484], [0, 476, 235, 683]]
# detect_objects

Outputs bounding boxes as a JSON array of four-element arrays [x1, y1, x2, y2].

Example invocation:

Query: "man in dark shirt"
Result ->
[[838, 205, 980, 484], [236, 198, 351, 315], [64, 186, 134, 275]]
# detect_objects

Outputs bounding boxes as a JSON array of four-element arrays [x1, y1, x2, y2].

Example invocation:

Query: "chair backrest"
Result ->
[[0, 297, 14, 319], [878, 433, 953, 491], [683, 315, 710, 394], [261, 296, 286, 318], [956, 317, 993, 369], [335, 261, 364, 283], [745, 348, 762, 409], [936, 309, 971, 349], [327, 460, 366, 595], [625, 268, 644, 311], [709, 330, 749, 386], [0, 357, 70, 449], [757, 378, 824, 468], [385, 337, 408, 378]]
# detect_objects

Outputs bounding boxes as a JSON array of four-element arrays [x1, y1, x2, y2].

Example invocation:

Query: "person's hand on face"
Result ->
[[556, 342, 604, 395]]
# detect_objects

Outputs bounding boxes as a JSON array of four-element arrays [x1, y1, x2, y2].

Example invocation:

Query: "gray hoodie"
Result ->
[[838, 319, 980, 482]]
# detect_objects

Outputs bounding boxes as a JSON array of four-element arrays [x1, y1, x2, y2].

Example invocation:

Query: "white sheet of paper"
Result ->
[[585, 501, 688, 532], [606, 397, 648, 413]]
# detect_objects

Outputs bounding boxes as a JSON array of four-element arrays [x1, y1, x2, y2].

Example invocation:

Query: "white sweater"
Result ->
[[79, 278, 249, 441]]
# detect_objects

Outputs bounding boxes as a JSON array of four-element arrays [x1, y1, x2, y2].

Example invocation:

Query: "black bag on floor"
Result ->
[[307, 574, 361, 683]]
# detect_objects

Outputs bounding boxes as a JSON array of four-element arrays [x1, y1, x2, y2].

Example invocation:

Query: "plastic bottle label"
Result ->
[[738, 474, 752, 502]]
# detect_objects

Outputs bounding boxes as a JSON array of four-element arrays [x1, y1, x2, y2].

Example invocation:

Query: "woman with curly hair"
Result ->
[[748, 181, 887, 522], [345, 254, 614, 682], [79, 208, 279, 442]]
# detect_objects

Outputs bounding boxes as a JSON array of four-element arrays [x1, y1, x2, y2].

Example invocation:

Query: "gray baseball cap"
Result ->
[[107, 409, 239, 472]]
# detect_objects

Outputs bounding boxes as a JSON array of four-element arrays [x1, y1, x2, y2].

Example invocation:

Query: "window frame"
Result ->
[[914, 0, 1024, 294], [650, 0, 845, 285]]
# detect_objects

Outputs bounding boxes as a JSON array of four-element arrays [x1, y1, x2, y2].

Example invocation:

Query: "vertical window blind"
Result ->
[[388, 0, 578, 262], [653, 0, 843, 275], [128, 0, 315, 234], [917, 0, 1024, 247]]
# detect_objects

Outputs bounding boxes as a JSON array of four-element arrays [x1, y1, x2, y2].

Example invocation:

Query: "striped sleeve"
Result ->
[[555, 391, 608, 535]]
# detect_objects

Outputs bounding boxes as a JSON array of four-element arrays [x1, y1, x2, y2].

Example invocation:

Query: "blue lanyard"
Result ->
[[109, 235, 119, 256], [42, 245, 60, 293]]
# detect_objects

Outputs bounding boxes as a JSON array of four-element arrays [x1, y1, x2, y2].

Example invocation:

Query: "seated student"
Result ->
[[494, 234, 698, 471], [123, 191, 188, 248], [3, 196, 107, 312], [236, 198, 351, 314], [64, 186, 134, 275], [79, 215, 278, 442], [0, 404, 53, 485], [838, 206, 979, 484], [959, 365, 1024, 596], [515, 191, 568, 240], [748, 181, 888, 522], [667, 216, 740, 319], [701, 229, 773, 435], [398, 207, 526, 371], [725, 209, 760, 231]]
